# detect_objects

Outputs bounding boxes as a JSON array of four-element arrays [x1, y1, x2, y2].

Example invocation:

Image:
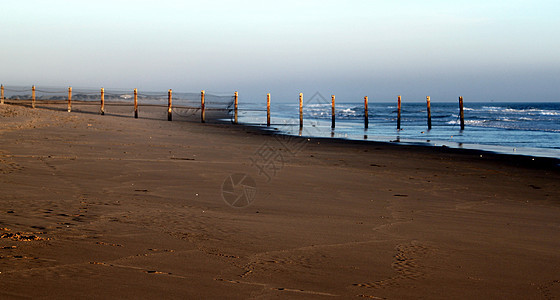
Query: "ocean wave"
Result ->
[[305, 104, 330, 108], [481, 106, 503, 111], [498, 117, 516, 122], [472, 106, 560, 115], [446, 119, 560, 132], [339, 108, 358, 116], [503, 108, 559, 115], [447, 120, 486, 125]]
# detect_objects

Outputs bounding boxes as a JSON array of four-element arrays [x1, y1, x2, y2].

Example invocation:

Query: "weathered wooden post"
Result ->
[[397, 95, 401, 130], [32, 85, 36, 108], [364, 96, 369, 129], [459, 96, 465, 130], [134, 88, 138, 119], [331, 95, 335, 129], [426, 96, 432, 130], [299, 93, 303, 129], [100, 88, 105, 115], [168, 89, 172, 121], [1, 85, 4, 105], [234, 91, 238, 124], [266, 93, 271, 127], [201, 90, 205, 123], [67, 87, 72, 112]]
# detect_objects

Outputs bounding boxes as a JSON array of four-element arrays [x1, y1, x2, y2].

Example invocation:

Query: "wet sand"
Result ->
[[1, 103, 559, 299]]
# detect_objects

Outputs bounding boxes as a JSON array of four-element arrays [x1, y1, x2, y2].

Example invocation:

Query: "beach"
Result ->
[[1, 103, 559, 299]]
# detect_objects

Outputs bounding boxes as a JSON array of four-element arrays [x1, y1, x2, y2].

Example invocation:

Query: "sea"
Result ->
[[235, 101, 560, 159]]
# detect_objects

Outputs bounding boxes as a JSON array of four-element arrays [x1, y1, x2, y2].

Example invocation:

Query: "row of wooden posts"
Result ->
[[0, 85, 215, 123], [0, 85, 465, 130], [265, 93, 466, 130]]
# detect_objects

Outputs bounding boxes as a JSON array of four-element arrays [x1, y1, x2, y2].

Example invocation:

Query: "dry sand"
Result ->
[[0, 103, 559, 299]]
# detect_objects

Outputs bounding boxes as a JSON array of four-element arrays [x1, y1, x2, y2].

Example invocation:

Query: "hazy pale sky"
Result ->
[[1, 0, 559, 102]]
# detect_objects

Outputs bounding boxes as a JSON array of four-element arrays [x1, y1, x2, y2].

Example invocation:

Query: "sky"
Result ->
[[1, 0, 559, 102]]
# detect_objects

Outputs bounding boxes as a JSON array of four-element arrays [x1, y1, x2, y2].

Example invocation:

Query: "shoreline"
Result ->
[[234, 121, 560, 172], [236, 101, 560, 160], [1, 103, 560, 299]]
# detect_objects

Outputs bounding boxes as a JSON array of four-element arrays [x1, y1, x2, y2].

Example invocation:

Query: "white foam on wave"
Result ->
[[340, 108, 358, 116], [481, 106, 502, 111], [499, 117, 515, 122], [446, 119, 560, 132], [467, 106, 559, 116], [501, 108, 559, 115], [447, 119, 486, 125], [305, 103, 330, 108]]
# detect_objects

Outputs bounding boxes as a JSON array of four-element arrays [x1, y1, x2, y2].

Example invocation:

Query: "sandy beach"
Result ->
[[1, 103, 559, 299]]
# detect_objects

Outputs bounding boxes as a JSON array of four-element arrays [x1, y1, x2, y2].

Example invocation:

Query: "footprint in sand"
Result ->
[[353, 242, 431, 289], [539, 279, 560, 300], [0, 159, 23, 174]]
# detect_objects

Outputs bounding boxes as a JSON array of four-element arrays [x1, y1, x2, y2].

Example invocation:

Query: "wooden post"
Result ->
[[397, 95, 401, 130], [32, 85, 36, 108], [331, 95, 335, 129], [168, 89, 172, 121], [459, 96, 465, 130], [1, 85, 4, 105], [201, 90, 205, 123], [134, 88, 138, 119], [100, 88, 105, 115], [364, 96, 369, 129], [426, 96, 431, 130], [299, 93, 303, 128], [67, 87, 72, 112], [234, 91, 238, 124], [266, 93, 271, 127]]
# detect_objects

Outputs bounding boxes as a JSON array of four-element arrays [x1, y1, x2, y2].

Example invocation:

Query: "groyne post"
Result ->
[[1, 85, 4, 105], [201, 90, 205, 123], [32, 85, 36, 108], [459, 96, 465, 130], [397, 95, 401, 130], [426, 96, 432, 130], [67, 87, 72, 112], [267, 93, 271, 127], [299, 93, 303, 129], [331, 95, 335, 129], [168, 89, 172, 121], [234, 91, 238, 124], [100, 88, 105, 115], [364, 96, 369, 129], [134, 88, 138, 119]]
